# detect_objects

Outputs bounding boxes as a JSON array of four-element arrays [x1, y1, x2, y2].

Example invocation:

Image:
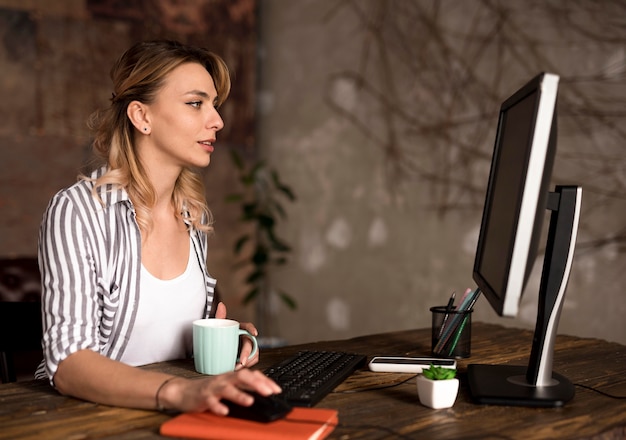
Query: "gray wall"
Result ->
[[257, 1, 626, 346]]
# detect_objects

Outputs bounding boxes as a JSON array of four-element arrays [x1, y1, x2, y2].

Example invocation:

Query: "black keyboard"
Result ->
[[264, 350, 367, 407]]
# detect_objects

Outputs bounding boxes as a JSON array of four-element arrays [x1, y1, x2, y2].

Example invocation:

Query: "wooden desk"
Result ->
[[1, 323, 625, 439]]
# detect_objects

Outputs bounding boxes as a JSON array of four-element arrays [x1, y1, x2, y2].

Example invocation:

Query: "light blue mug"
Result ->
[[193, 318, 259, 375]]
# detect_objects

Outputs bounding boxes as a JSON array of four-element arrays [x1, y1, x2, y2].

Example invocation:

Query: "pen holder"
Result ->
[[430, 306, 472, 359]]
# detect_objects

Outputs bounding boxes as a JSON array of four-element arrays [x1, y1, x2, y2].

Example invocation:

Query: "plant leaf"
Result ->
[[272, 200, 288, 220], [230, 150, 245, 170], [273, 257, 288, 265], [234, 236, 251, 254], [278, 290, 297, 310], [252, 248, 269, 266], [224, 193, 244, 203], [268, 232, 291, 252], [277, 184, 296, 201], [258, 214, 275, 229], [243, 287, 260, 304], [245, 269, 264, 284]]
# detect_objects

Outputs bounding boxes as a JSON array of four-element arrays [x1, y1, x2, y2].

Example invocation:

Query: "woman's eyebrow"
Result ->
[[184, 89, 211, 98]]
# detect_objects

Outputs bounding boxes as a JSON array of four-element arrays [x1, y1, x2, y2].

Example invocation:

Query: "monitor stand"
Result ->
[[468, 186, 581, 407]]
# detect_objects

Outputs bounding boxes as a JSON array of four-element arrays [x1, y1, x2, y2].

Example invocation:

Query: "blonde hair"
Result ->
[[87, 40, 231, 234]]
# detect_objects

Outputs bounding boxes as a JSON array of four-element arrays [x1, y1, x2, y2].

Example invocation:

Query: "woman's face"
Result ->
[[141, 62, 224, 170]]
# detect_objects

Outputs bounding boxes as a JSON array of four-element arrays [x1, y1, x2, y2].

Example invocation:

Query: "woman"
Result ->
[[35, 40, 280, 414]]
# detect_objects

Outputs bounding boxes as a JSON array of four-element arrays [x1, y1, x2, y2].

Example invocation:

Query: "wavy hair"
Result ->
[[87, 39, 231, 234]]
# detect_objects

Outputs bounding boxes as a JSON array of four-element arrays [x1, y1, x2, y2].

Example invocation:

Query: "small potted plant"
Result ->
[[416, 364, 459, 409]]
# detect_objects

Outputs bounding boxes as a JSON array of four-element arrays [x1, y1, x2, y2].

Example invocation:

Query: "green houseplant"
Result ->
[[422, 365, 457, 380], [416, 364, 459, 409], [226, 150, 297, 340]]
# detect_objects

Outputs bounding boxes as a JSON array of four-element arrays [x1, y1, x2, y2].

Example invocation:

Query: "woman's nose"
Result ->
[[209, 108, 224, 131]]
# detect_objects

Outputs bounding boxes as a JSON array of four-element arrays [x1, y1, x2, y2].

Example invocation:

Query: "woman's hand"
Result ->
[[161, 368, 281, 414], [214, 302, 260, 368]]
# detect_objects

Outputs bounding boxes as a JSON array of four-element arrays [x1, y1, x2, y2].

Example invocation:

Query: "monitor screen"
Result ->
[[473, 73, 559, 317]]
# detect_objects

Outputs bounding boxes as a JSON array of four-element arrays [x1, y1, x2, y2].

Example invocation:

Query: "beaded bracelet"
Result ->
[[155, 377, 176, 411]]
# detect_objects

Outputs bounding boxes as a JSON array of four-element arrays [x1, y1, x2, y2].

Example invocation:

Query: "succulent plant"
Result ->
[[422, 364, 457, 380]]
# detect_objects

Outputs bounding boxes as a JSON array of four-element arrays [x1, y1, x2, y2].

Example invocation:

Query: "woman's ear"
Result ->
[[127, 100, 151, 134]]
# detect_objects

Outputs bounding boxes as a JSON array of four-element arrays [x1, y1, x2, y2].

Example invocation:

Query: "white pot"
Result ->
[[416, 375, 459, 409]]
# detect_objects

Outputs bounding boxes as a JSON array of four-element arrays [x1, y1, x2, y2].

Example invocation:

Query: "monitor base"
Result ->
[[467, 364, 575, 407]]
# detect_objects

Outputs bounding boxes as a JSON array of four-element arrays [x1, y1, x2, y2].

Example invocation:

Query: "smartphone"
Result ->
[[368, 356, 457, 373]]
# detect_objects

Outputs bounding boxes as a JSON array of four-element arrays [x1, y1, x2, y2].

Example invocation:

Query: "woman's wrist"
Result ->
[[155, 376, 179, 411]]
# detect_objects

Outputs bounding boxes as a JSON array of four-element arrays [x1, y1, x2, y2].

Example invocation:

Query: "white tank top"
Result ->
[[121, 240, 206, 366]]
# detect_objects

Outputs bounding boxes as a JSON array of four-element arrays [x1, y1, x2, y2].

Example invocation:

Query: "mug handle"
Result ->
[[238, 329, 259, 361]]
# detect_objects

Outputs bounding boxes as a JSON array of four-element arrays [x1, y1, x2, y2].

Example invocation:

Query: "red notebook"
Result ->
[[160, 407, 338, 440]]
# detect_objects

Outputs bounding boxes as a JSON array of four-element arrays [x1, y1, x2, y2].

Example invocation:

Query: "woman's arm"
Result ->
[[39, 189, 105, 382], [54, 349, 281, 413]]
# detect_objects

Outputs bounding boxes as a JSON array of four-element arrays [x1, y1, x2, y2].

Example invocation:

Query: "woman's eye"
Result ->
[[188, 101, 202, 108]]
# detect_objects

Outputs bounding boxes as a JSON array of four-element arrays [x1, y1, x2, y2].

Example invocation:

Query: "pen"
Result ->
[[457, 287, 472, 309], [446, 289, 482, 356], [433, 292, 456, 354], [437, 291, 456, 340], [445, 292, 456, 311], [448, 314, 469, 356]]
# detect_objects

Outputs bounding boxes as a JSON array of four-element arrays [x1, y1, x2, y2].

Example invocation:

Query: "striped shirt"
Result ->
[[35, 166, 216, 384]]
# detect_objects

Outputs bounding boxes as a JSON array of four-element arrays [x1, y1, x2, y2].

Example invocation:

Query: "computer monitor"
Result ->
[[467, 72, 582, 407]]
